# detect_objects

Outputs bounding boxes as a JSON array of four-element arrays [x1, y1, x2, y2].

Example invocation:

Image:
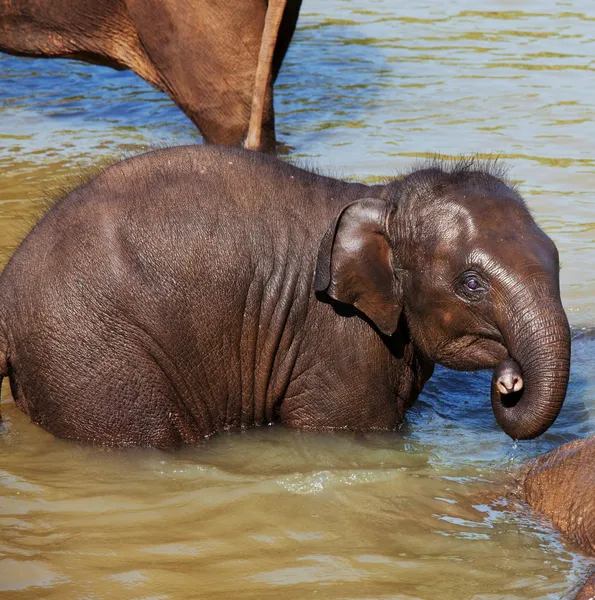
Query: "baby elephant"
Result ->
[[0, 146, 570, 447]]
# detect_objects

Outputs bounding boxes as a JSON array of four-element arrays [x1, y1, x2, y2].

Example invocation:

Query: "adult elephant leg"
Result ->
[[2, 0, 301, 148], [126, 0, 272, 148]]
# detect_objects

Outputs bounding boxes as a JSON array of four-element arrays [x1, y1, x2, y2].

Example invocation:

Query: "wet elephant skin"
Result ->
[[520, 436, 595, 600], [0, 145, 570, 447]]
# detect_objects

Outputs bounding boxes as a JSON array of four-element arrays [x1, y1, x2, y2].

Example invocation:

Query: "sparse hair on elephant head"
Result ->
[[314, 159, 570, 441]]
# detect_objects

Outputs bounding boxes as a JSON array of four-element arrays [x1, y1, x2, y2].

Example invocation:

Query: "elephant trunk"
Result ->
[[491, 282, 571, 440]]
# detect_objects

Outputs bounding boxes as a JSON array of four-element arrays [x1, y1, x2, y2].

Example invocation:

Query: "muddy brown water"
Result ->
[[1, 1, 594, 598]]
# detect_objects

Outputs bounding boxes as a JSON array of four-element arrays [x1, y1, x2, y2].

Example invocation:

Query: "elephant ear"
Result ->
[[314, 198, 402, 336]]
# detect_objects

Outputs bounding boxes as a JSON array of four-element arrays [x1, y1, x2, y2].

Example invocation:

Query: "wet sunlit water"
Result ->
[[1, 0, 594, 598]]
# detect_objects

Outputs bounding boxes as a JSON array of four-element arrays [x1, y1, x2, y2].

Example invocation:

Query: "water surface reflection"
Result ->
[[1, 0, 594, 597]]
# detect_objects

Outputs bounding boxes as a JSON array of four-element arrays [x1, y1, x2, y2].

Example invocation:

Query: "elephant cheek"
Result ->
[[465, 340, 509, 367], [440, 338, 508, 371]]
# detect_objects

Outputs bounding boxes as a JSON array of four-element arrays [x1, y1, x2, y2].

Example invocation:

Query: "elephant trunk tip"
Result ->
[[494, 359, 524, 395], [490, 357, 565, 441]]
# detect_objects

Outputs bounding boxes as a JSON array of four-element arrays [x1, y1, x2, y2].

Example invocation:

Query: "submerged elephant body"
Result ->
[[0, 146, 570, 447], [523, 437, 595, 556], [517, 436, 595, 599]]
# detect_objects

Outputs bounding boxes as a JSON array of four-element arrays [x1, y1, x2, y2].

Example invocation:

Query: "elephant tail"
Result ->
[[244, 0, 288, 151]]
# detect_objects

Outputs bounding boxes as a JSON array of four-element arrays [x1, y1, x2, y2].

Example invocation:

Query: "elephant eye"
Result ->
[[458, 272, 488, 297], [466, 277, 480, 291]]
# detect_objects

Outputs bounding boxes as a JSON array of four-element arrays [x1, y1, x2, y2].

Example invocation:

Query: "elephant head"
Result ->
[[315, 161, 570, 440]]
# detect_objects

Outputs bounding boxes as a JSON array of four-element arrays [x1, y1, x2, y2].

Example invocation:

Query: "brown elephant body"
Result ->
[[515, 436, 595, 599], [0, 0, 302, 151], [576, 575, 595, 600], [0, 145, 570, 447]]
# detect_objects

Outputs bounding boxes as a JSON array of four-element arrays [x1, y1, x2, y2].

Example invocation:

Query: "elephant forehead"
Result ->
[[437, 191, 530, 231], [532, 436, 595, 474], [422, 193, 524, 239], [471, 226, 557, 273], [420, 229, 553, 282], [423, 202, 477, 245], [421, 202, 520, 260]]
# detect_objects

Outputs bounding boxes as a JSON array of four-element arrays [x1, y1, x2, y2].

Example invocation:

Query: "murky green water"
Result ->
[[1, 1, 594, 598]]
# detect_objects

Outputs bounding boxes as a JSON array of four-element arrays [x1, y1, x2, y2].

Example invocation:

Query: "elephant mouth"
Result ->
[[437, 336, 509, 371]]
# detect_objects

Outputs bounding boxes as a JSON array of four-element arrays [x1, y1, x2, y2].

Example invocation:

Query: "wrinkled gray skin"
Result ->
[[0, 146, 570, 448]]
